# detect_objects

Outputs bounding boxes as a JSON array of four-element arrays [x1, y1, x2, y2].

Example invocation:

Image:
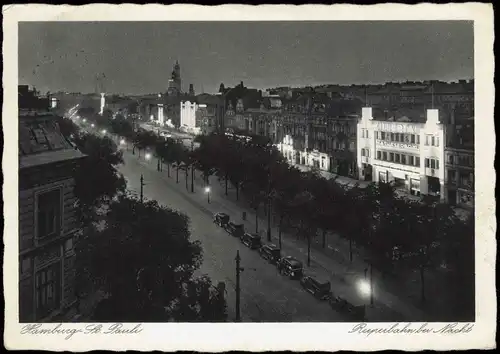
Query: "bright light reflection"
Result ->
[[145, 153, 152, 160], [358, 280, 371, 297], [205, 187, 211, 193]]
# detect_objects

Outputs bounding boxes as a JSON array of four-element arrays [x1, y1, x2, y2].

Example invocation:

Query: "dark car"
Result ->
[[259, 244, 281, 264], [213, 212, 230, 227], [240, 233, 261, 249], [329, 296, 366, 321], [226, 221, 245, 238], [300, 276, 331, 300], [277, 256, 304, 280]]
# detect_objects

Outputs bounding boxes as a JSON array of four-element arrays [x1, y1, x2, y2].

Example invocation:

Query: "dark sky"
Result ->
[[19, 21, 474, 95]]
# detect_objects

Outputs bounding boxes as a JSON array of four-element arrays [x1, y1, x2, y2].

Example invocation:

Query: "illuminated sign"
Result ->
[[378, 140, 419, 150], [376, 122, 419, 134]]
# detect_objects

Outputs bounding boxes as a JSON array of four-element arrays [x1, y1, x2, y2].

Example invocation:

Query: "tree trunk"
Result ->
[[132, 145, 136, 155], [278, 214, 284, 249], [176, 167, 179, 183], [322, 229, 326, 248], [185, 169, 188, 190], [307, 233, 311, 267], [420, 265, 426, 303], [349, 238, 353, 262], [225, 173, 228, 196], [167, 163, 171, 178], [255, 206, 259, 234]]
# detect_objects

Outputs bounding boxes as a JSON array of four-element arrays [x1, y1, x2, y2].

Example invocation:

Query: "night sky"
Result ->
[[18, 21, 474, 95]]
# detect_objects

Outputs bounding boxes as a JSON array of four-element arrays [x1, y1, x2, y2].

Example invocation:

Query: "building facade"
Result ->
[[357, 107, 445, 199], [444, 147, 474, 209], [180, 100, 202, 134], [19, 112, 86, 322]]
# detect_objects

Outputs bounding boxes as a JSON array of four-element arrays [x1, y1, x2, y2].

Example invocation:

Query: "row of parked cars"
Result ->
[[213, 212, 366, 321]]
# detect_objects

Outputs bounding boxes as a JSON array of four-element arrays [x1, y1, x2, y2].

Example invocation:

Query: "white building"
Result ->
[[180, 100, 202, 135], [357, 107, 445, 199], [278, 134, 331, 172]]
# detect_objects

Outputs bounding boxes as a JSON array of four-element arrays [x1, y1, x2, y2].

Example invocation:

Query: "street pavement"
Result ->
[[119, 150, 351, 322]]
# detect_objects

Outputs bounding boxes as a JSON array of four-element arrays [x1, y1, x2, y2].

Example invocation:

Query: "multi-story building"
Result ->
[[357, 107, 445, 199], [19, 111, 86, 321], [444, 146, 474, 209], [180, 100, 203, 135]]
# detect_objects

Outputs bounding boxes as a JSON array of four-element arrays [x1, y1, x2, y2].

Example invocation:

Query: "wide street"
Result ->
[[119, 146, 348, 322]]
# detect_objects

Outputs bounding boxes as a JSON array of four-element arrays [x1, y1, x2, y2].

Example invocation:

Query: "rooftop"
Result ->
[[19, 113, 86, 169]]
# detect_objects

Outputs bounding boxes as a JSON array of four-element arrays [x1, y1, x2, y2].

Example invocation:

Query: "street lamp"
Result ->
[[120, 139, 126, 146], [145, 152, 152, 161], [101, 129, 107, 135], [205, 186, 211, 203], [91, 123, 95, 128], [82, 118, 87, 123]]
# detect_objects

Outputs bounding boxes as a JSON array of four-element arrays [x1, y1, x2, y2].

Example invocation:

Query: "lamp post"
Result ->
[[235, 250, 242, 322], [205, 186, 211, 204]]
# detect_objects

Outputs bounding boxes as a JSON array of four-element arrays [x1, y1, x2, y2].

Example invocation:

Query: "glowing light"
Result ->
[[120, 139, 126, 145], [358, 280, 371, 297], [91, 123, 95, 128], [102, 129, 107, 134], [205, 187, 211, 193], [145, 153, 152, 160], [82, 119, 87, 123]]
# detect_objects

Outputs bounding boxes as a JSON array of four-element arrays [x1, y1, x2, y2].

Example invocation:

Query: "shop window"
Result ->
[[395, 154, 400, 163], [401, 155, 407, 165], [389, 152, 394, 162], [409, 156, 415, 165]]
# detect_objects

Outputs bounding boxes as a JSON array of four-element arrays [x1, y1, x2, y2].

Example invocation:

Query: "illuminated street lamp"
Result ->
[[91, 123, 95, 128], [357, 279, 371, 298], [145, 152, 152, 161], [120, 139, 126, 146], [101, 129, 107, 135], [205, 186, 211, 204], [82, 118, 87, 123]]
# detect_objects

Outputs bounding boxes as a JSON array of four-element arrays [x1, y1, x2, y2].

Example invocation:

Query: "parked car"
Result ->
[[240, 233, 261, 249], [259, 244, 281, 264], [329, 295, 366, 320], [300, 276, 331, 300], [226, 221, 245, 238], [277, 256, 304, 280], [213, 212, 230, 227]]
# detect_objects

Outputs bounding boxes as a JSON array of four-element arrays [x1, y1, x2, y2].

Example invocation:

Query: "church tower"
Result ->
[[167, 60, 182, 96]]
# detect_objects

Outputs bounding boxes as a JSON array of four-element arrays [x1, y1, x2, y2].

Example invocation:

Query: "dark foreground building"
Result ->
[[19, 111, 86, 322]]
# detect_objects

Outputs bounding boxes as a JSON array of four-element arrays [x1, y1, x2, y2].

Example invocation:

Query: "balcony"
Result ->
[[425, 167, 438, 177]]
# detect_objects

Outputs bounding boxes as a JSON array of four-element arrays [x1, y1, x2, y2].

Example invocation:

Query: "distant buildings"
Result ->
[[19, 111, 86, 321]]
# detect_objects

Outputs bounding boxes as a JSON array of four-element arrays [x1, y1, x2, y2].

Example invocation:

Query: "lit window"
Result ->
[[36, 189, 62, 240], [64, 238, 73, 252]]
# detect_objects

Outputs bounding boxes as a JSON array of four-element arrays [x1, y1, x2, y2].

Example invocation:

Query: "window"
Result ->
[[416, 135, 420, 144], [409, 155, 415, 165], [448, 170, 457, 184], [425, 136, 429, 146], [389, 152, 394, 162], [411, 134, 416, 144], [377, 151, 381, 160], [425, 158, 430, 168], [381, 132, 385, 140], [404, 134, 410, 143], [391, 133, 395, 141], [401, 155, 407, 165], [361, 149, 365, 157], [436, 160, 439, 169], [35, 262, 61, 319], [64, 238, 73, 252], [416, 157, 420, 167], [366, 131, 369, 139], [395, 153, 401, 163], [448, 155, 454, 164], [436, 137, 439, 147], [382, 152, 387, 161], [36, 189, 62, 240], [21, 257, 32, 275], [431, 136, 435, 146]]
